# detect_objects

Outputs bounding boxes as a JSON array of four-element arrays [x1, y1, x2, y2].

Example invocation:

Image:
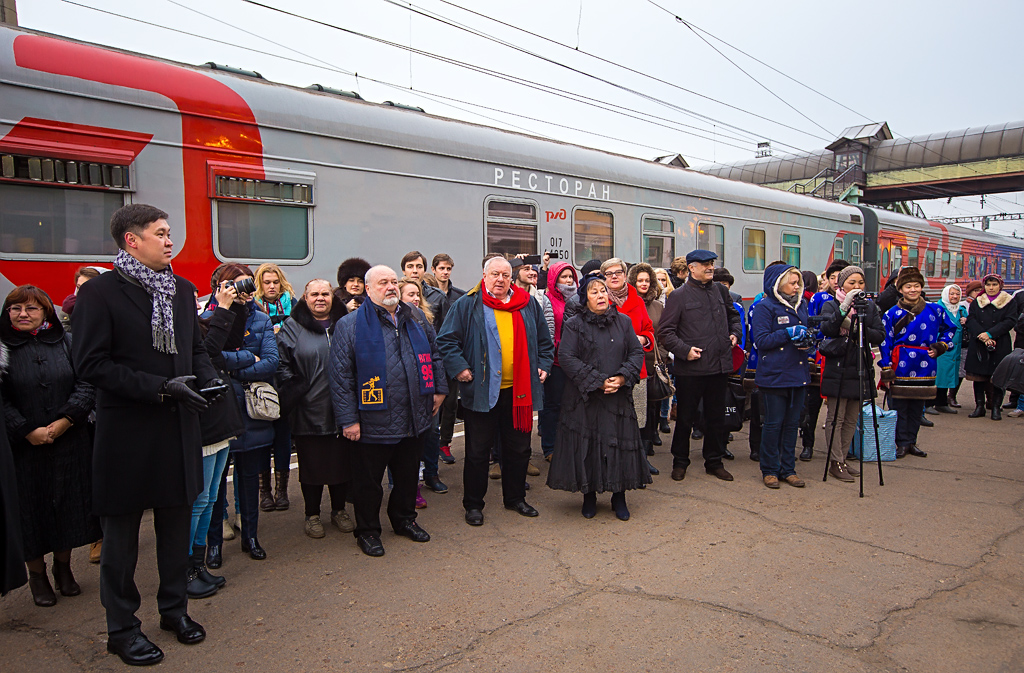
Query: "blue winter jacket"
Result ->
[[202, 301, 279, 452], [750, 265, 810, 389], [328, 301, 447, 443], [436, 283, 554, 414]]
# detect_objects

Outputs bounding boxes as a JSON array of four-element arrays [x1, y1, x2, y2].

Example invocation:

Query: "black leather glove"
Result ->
[[161, 375, 209, 414], [200, 378, 228, 403]]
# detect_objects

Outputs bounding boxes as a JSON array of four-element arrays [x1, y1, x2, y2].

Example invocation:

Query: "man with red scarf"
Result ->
[[437, 257, 554, 526]]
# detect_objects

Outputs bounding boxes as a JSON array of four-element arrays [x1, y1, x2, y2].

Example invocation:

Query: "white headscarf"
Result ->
[[940, 284, 962, 317]]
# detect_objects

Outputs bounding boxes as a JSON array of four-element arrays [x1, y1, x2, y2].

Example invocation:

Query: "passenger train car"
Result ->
[[1, 25, 1021, 303]]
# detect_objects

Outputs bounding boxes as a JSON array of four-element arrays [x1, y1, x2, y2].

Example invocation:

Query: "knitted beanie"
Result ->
[[836, 265, 865, 289]]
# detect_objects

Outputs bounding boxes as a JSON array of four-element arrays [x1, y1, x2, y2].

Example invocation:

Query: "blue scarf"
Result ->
[[354, 301, 434, 410]]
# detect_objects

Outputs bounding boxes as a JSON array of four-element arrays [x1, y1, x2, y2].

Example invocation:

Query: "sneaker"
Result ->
[[331, 509, 355, 533], [763, 475, 780, 489], [526, 461, 541, 477], [415, 486, 428, 509], [222, 519, 236, 541], [488, 462, 501, 480], [1008, 409, 1024, 418], [439, 445, 456, 464], [783, 475, 806, 488], [304, 515, 325, 539]]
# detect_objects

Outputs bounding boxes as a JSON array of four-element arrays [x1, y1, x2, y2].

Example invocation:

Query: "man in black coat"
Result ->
[[73, 204, 221, 666], [658, 249, 742, 483]]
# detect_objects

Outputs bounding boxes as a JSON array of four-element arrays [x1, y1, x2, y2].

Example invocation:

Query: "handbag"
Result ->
[[818, 336, 849, 359], [244, 381, 281, 421], [646, 337, 676, 401], [723, 383, 744, 432]]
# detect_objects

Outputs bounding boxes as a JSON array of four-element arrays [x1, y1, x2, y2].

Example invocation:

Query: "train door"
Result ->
[[641, 215, 675, 269], [878, 236, 892, 279]]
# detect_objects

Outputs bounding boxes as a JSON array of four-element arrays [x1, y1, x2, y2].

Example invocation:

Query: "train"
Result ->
[[1, 24, 1022, 303]]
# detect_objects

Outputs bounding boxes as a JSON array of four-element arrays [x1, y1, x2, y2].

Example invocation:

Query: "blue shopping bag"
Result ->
[[850, 404, 897, 462]]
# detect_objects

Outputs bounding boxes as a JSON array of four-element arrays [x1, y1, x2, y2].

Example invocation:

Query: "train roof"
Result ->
[[0, 24, 861, 224]]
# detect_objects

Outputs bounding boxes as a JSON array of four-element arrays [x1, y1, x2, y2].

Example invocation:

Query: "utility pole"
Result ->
[[0, 0, 17, 26]]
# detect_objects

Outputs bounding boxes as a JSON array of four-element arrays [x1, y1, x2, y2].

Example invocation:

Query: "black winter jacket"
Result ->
[[276, 299, 347, 436], [328, 301, 447, 443], [198, 306, 245, 447], [658, 276, 742, 377], [818, 298, 884, 399], [966, 291, 1017, 377]]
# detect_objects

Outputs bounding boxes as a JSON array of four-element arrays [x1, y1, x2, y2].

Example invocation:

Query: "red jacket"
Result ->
[[617, 284, 655, 378]]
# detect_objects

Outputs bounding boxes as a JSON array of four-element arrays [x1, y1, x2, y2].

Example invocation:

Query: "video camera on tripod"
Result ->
[[793, 315, 827, 350]]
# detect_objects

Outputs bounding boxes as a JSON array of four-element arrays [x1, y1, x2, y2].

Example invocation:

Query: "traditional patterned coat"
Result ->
[[879, 301, 956, 399]]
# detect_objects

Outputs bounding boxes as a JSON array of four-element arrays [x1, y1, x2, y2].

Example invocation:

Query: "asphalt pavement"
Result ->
[[1, 398, 1022, 672]]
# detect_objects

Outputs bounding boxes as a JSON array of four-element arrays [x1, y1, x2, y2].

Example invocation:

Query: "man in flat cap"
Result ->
[[658, 249, 743, 482]]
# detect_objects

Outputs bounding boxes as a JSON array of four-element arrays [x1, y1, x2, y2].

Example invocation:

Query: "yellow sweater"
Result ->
[[494, 310, 515, 389]]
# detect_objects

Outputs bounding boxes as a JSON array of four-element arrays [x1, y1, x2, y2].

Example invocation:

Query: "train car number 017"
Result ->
[[548, 238, 569, 261]]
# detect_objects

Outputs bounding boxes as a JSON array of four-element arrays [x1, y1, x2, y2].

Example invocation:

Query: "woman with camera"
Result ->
[[965, 274, 1016, 420], [204, 264, 279, 561], [818, 266, 884, 482], [750, 265, 810, 489]]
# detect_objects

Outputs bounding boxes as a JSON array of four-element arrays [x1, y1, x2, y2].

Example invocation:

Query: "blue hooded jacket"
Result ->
[[750, 265, 810, 389]]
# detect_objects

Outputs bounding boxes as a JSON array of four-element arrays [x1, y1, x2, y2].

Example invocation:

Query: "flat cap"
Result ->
[[686, 249, 718, 264]]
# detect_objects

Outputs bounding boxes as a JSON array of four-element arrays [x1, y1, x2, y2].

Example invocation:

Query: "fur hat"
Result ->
[[826, 258, 850, 277], [836, 265, 865, 289], [336, 257, 371, 286], [896, 266, 925, 290]]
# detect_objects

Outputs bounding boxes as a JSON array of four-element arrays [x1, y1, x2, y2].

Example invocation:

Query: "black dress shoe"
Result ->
[[896, 445, 908, 459], [799, 446, 813, 462], [423, 476, 448, 494], [394, 521, 431, 542], [505, 501, 539, 517], [906, 445, 928, 457], [205, 544, 222, 569], [691, 429, 704, 440], [919, 415, 934, 427], [356, 533, 385, 557], [465, 509, 484, 526], [159, 615, 206, 645], [107, 632, 164, 666], [723, 448, 735, 460], [241, 538, 267, 560], [749, 450, 759, 461], [647, 458, 659, 475]]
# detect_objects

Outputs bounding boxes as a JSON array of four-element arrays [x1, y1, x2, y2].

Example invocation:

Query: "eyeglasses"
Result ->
[[8, 305, 42, 314], [604, 270, 625, 278]]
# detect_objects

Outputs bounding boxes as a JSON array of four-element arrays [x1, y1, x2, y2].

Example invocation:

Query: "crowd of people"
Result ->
[[0, 202, 1022, 666]]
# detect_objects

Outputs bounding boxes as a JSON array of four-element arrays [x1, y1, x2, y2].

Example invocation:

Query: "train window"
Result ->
[[925, 250, 935, 277], [969, 255, 976, 277], [742, 228, 766, 272], [892, 246, 902, 270], [940, 252, 950, 277], [213, 174, 313, 262], [697, 223, 725, 264], [642, 216, 675, 269], [573, 208, 613, 263], [0, 183, 122, 257], [833, 237, 844, 260], [955, 253, 964, 277], [485, 197, 538, 256], [907, 247, 918, 270], [850, 239, 861, 265], [881, 247, 890, 276], [781, 233, 800, 268]]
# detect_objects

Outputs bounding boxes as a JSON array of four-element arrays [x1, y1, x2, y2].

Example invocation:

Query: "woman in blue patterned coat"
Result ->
[[878, 267, 956, 458]]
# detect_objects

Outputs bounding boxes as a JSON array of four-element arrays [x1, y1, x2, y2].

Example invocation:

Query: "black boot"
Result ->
[[205, 544, 222, 569], [28, 567, 57, 607], [51, 558, 81, 596], [651, 433, 662, 447], [992, 406, 1002, 421], [610, 491, 630, 521], [645, 440, 655, 456], [581, 492, 597, 519], [659, 418, 671, 434], [969, 403, 986, 418], [647, 457, 659, 475], [193, 546, 225, 588], [186, 556, 218, 599], [799, 446, 813, 462]]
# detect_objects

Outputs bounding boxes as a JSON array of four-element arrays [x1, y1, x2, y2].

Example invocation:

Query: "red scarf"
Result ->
[[481, 284, 534, 432]]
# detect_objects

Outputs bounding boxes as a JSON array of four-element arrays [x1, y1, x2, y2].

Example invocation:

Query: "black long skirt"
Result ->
[[295, 434, 351, 486]]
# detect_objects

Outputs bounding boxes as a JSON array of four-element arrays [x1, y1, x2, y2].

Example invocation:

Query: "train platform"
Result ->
[[0, 402, 1021, 672]]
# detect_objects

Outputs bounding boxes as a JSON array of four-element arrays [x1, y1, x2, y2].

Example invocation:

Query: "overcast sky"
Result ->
[[14, 0, 1024, 234]]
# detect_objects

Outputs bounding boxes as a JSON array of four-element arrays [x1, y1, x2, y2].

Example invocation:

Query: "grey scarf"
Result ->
[[114, 249, 178, 354]]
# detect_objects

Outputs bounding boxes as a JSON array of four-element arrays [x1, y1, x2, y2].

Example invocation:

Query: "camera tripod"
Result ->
[[821, 309, 884, 497]]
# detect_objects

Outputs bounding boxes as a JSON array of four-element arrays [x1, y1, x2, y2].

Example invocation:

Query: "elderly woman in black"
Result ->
[[276, 279, 354, 538], [546, 274, 650, 521], [1, 285, 98, 606], [965, 273, 1016, 420]]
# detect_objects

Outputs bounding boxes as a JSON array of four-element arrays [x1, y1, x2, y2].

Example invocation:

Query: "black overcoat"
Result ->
[[965, 291, 1017, 378], [0, 375, 26, 595], [198, 305, 246, 447], [72, 269, 218, 516]]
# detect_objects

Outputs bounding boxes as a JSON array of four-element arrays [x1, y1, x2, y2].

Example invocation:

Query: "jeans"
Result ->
[[759, 387, 803, 478], [538, 365, 566, 456], [669, 374, 727, 470], [189, 447, 230, 551], [421, 413, 441, 479], [660, 397, 670, 419], [890, 397, 925, 446], [748, 391, 763, 452]]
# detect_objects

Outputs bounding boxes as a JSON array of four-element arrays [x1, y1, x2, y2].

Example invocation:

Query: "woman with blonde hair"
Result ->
[[398, 278, 435, 326], [654, 268, 673, 303], [254, 263, 296, 328]]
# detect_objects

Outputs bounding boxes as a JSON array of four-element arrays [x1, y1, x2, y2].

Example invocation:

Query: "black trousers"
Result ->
[[670, 374, 727, 470], [439, 377, 459, 447], [800, 385, 823, 449], [99, 505, 190, 638], [350, 435, 422, 537], [891, 397, 924, 446], [748, 390, 763, 452], [463, 387, 532, 510]]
